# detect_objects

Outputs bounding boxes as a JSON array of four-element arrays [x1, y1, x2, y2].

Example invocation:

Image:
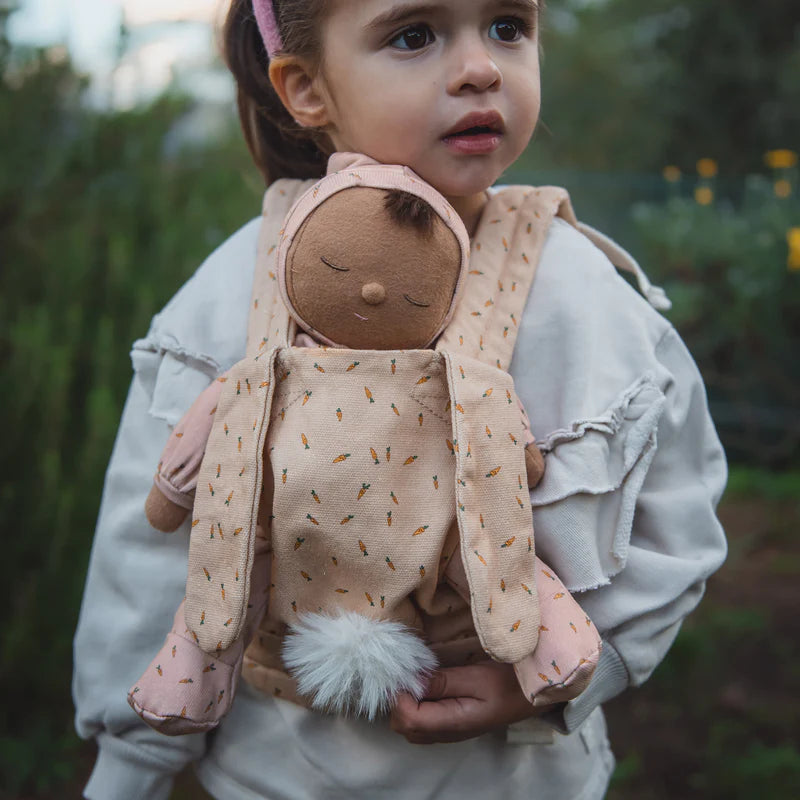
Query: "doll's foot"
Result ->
[[128, 631, 242, 736], [513, 557, 602, 707]]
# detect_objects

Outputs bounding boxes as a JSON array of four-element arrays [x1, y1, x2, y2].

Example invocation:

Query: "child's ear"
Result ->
[[269, 56, 330, 129]]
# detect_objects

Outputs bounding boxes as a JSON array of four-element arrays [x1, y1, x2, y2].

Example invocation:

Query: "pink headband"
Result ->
[[277, 153, 471, 349], [253, 0, 283, 58]]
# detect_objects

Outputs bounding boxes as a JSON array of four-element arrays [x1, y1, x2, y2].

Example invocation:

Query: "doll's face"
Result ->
[[285, 187, 462, 349]]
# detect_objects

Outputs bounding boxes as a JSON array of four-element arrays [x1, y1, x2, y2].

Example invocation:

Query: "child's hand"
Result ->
[[390, 662, 553, 744]]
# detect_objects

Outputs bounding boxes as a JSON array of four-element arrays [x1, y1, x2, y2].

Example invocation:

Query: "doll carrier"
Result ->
[[182, 162, 667, 713]]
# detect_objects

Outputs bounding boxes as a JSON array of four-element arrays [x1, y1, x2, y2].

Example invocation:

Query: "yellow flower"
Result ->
[[662, 165, 681, 183], [788, 228, 800, 271], [765, 149, 798, 170], [774, 179, 792, 199], [696, 158, 718, 178], [695, 186, 714, 206]]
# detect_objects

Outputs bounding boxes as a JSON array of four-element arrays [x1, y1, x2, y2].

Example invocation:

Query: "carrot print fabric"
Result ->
[[185, 348, 281, 652], [186, 345, 540, 664], [266, 348, 456, 632]]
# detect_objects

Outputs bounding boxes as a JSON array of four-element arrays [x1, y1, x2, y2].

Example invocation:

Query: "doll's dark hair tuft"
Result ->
[[383, 190, 437, 237]]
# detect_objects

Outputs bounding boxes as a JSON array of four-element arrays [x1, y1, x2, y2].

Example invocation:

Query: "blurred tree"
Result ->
[[0, 8, 262, 792], [530, 0, 800, 174], [648, 0, 800, 174]]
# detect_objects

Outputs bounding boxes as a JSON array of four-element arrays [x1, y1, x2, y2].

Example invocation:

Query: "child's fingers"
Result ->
[[390, 663, 541, 744], [421, 665, 489, 701], [391, 665, 497, 744], [390, 692, 487, 744]]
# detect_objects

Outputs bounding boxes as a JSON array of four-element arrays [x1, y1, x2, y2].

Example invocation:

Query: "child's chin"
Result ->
[[426, 163, 506, 200]]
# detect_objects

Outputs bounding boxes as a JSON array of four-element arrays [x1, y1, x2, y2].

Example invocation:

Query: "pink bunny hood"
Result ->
[[276, 152, 472, 349]]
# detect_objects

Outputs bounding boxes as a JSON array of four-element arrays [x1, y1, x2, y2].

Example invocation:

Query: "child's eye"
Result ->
[[389, 24, 435, 51], [488, 17, 530, 42], [321, 256, 349, 272]]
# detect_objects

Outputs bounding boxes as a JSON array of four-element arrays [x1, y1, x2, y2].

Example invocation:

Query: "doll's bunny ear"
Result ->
[[327, 152, 383, 174]]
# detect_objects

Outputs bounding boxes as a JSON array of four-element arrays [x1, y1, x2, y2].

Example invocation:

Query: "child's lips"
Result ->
[[443, 110, 505, 138], [441, 111, 504, 155], [442, 132, 502, 155]]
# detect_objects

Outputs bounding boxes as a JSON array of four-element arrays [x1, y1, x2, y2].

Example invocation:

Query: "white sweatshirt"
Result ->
[[72, 207, 727, 800]]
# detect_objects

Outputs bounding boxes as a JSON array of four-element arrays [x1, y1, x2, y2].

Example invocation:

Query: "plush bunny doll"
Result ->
[[129, 156, 600, 733]]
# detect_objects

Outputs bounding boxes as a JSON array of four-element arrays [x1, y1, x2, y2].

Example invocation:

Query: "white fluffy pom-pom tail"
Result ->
[[282, 611, 438, 720]]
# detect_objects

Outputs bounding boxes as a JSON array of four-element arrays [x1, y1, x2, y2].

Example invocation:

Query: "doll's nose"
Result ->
[[361, 282, 386, 305]]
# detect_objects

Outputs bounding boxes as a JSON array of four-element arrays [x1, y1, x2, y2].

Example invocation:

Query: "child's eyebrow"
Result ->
[[365, 0, 539, 34], [365, 2, 440, 33]]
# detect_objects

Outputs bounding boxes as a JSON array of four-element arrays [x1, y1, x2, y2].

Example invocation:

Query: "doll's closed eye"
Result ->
[[404, 294, 430, 308], [321, 256, 349, 272]]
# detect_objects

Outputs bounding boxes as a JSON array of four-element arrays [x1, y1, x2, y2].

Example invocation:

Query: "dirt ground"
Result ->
[[603, 496, 800, 799], [63, 495, 799, 800]]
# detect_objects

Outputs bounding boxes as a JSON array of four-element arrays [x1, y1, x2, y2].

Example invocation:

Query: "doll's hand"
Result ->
[[390, 662, 554, 744], [145, 484, 189, 532], [524, 442, 545, 489]]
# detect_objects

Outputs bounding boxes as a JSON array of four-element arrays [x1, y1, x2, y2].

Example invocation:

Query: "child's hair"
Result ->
[[223, 0, 330, 185]]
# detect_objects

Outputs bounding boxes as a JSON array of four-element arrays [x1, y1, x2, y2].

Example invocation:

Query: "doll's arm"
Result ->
[[518, 398, 545, 489], [145, 376, 225, 531]]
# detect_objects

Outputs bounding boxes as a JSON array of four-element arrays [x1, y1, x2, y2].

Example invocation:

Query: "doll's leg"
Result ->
[[128, 536, 271, 735], [513, 556, 602, 708]]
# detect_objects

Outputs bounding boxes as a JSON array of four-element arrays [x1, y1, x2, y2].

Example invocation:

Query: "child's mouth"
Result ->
[[442, 127, 502, 155], [447, 125, 496, 137]]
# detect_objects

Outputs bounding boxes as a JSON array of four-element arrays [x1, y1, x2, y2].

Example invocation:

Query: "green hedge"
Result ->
[[0, 44, 262, 794], [631, 167, 800, 467]]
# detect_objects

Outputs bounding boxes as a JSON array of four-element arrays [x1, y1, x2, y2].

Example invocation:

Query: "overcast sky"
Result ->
[[9, 0, 221, 54], [8, 0, 227, 105]]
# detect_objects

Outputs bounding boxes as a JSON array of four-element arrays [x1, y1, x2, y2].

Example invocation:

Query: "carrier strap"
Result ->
[[576, 221, 671, 310], [246, 179, 315, 359], [436, 186, 578, 370]]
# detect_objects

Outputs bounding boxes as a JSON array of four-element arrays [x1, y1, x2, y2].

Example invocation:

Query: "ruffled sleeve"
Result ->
[[529, 328, 727, 733], [508, 218, 727, 734]]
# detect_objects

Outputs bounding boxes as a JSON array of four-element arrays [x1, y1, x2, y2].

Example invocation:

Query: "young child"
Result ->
[[72, 2, 728, 799]]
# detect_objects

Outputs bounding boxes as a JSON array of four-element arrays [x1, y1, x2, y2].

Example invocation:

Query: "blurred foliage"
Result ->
[[725, 466, 800, 502], [0, 9, 262, 795], [607, 483, 800, 800], [631, 170, 800, 468], [1, 0, 798, 796], [528, 0, 800, 174]]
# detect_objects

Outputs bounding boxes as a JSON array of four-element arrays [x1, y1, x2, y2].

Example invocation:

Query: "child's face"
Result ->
[[315, 0, 541, 200]]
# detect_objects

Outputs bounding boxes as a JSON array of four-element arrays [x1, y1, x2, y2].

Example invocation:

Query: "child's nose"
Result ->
[[447, 36, 502, 94], [361, 282, 386, 305]]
